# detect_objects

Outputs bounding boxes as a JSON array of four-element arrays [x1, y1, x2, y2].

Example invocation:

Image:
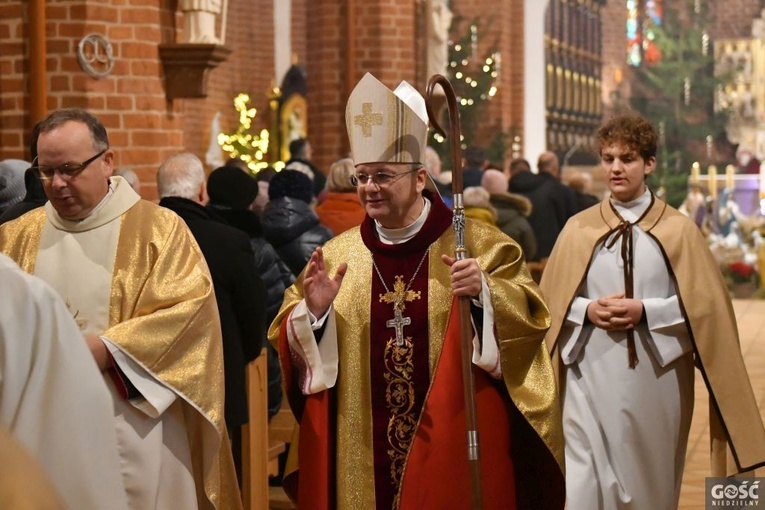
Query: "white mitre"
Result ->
[[345, 73, 429, 166]]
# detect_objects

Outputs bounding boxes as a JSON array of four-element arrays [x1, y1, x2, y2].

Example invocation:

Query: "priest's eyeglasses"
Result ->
[[32, 149, 108, 181], [350, 167, 420, 188]]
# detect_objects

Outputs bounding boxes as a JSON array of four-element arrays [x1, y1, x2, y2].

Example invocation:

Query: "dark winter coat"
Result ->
[[509, 171, 577, 261], [573, 190, 599, 212], [0, 169, 48, 226], [489, 192, 537, 261], [159, 196, 267, 428], [208, 205, 293, 419], [207, 205, 295, 323], [261, 196, 333, 277], [208, 204, 293, 419]]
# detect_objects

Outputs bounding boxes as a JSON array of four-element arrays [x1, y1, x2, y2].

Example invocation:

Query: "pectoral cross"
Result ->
[[379, 275, 422, 347], [386, 306, 411, 346]]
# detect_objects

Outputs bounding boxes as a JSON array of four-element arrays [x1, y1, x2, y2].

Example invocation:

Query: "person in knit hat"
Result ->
[[261, 169, 332, 276], [206, 164, 292, 420], [267, 168, 315, 205], [284, 138, 327, 200], [207, 165, 260, 210], [0, 160, 29, 216]]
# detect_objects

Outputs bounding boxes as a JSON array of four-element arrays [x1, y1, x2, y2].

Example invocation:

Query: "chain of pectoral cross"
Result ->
[[372, 248, 430, 346]]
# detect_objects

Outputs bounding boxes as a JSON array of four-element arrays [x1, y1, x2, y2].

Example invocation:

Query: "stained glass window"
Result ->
[[627, 0, 663, 67], [627, 0, 641, 66]]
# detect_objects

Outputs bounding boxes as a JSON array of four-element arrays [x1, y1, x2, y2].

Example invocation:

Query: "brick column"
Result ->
[[0, 2, 26, 159], [305, 0, 418, 173]]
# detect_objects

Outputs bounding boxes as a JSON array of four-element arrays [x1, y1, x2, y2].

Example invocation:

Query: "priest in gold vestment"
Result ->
[[269, 73, 565, 509], [0, 108, 242, 510]]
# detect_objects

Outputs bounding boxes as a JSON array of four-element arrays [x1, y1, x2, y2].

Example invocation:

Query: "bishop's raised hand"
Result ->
[[303, 247, 348, 318]]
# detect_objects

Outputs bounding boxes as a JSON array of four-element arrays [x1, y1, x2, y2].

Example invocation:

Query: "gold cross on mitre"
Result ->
[[354, 102, 383, 137], [379, 275, 421, 311]]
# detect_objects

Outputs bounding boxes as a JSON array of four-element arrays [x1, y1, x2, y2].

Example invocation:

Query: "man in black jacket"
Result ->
[[509, 154, 577, 261], [157, 152, 267, 482]]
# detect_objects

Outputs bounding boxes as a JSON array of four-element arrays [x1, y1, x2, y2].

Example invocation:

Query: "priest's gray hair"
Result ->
[[157, 152, 206, 200]]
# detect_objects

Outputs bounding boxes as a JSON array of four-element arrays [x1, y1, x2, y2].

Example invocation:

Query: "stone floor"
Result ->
[[678, 299, 765, 509]]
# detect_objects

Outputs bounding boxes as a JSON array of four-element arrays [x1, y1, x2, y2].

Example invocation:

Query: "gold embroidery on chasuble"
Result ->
[[377, 278, 422, 506], [384, 339, 416, 502]]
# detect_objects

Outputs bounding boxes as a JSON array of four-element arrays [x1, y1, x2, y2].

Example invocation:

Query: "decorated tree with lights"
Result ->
[[628, 0, 732, 207], [430, 18, 504, 162], [218, 93, 272, 175]]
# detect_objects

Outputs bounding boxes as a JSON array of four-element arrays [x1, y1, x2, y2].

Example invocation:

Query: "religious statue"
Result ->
[[205, 111, 225, 169], [180, 0, 224, 44], [716, 187, 743, 239], [426, 0, 453, 81], [680, 183, 706, 228], [288, 107, 305, 142]]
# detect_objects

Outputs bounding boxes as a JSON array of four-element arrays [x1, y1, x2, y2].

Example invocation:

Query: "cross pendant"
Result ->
[[386, 306, 411, 347]]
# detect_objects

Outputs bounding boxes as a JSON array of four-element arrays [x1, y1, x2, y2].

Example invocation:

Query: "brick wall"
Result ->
[[303, 0, 347, 173], [0, 1, 182, 200], [303, 0, 419, 173], [292, 0, 307, 66], [0, 2, 25, 159], [600, 0, 630, 119]]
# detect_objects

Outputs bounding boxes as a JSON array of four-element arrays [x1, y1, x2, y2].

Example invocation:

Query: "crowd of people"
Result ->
[[0, 74, 763, 510]]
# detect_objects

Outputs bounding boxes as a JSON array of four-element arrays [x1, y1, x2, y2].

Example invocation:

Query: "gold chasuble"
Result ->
[[0, 200, 241, 509], [270, 193, 565, 509], [541, 196, 765, 476]]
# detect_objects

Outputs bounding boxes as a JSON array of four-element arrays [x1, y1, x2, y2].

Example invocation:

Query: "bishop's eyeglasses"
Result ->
[[349, 167, 420, 188], [32, 149, 108, 181]]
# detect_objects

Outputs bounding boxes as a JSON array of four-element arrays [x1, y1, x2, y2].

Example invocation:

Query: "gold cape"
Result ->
[[540, 196, 765, 475], [269, 219, 565, 508], [0, 203, 242, 510]]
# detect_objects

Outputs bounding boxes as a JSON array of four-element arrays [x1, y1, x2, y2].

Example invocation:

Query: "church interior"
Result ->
[[2, 1, 765, 508]]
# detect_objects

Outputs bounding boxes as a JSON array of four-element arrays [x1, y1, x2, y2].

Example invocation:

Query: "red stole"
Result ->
[[398, 298, 517, 509]]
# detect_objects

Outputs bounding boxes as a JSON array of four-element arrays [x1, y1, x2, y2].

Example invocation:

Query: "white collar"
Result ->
[[610, 187, 652, 222], [375, 197, 431, 245], [46, 176, 140, 232]]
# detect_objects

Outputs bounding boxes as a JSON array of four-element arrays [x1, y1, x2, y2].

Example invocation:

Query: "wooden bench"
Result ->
[[267, 397, 297, 509], [241, 349, 288, 510]]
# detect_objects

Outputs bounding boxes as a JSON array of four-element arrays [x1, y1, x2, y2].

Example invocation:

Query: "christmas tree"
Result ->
[[217, 93, 273, 175], [430, 18, 507, 164], [627, 0, 732, 207]]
